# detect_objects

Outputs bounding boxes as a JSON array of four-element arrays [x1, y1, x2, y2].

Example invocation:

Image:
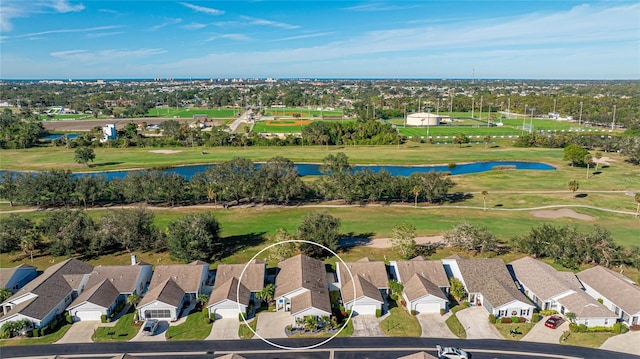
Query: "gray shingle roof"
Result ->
[[0, 264, 36, 289], [69, 279, 120, 309], [138, 279, 184, 307], [85, 265, 149, 294], [275, 254, 331, 315], [208, 277, 250, 307], [341, 275, 383, 304], [403, 273, 447, 302], [577, 266, 640, 315], [148, 263, 207, 294], [556, 291, 617, 318], [214, 260, 265, 292], [1, 259, 93, 320], [455, 258, 531, 308], [394, 258, 449, 288], [337, 259, 388, 289], [509, 256, 579, 301]]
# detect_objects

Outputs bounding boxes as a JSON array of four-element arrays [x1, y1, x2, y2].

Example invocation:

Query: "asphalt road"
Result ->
[[3, 337, 638, 359]]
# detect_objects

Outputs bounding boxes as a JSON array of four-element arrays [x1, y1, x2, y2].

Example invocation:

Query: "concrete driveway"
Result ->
[[351, 314, 385, 337], [455, 306, 501, 339], [129, 321, 169, 342], [600, 330, 640, 356], [417, 313, 456, 338], [254, 311, 290, 339], [55, 321, 100, 344], [521, 319, 568, 343], [207, 318, 240, 340]]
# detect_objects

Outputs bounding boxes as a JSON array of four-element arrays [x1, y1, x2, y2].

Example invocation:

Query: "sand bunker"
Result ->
[[530, 208, 595, 221], [149, 150, 182, 154]]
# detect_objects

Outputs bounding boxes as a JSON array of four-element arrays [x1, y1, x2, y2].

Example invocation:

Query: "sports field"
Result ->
[[252, 119, 355, 133], [38, 114, 92, 120], [145, 107, 239, 118], [398, 126, 524, 137], [264, 107, 343, 118]]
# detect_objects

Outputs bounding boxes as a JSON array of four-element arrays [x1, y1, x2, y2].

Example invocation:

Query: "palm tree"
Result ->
[[635, 192, 640, 217], [594, 151, 603, 172], [481, 191, 489, 211], [256, 283, 275, 307], [20, 230, 38, 262], [197, 294, 209, 308], [412, 185, 421, 208], [483, 135, 491, 149], [568, 180, 579, 196], [584, 154, 593, 179], [127, 293, 140, 308]]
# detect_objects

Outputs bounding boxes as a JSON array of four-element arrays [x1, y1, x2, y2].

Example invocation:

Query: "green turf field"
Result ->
[[499, 118, 605, 132], [398, 126, 524, 138], [145, 107, 239, 118], [38, 114, 92, 120], [264, 107, 343, 118], [252, 119, 355, 133]]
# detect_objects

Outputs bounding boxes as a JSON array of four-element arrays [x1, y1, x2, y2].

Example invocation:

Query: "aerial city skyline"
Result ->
[[1, 0, 639, 80]]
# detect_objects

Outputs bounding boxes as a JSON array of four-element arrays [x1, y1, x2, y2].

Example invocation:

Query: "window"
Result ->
[[521, 308, 530, 317], [604, 319, 608, 325], [498, 309, 507, 317], [144, 309, 171, 319]]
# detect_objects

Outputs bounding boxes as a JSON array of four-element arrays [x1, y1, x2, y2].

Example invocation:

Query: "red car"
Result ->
[[545, 316, 562, 329]]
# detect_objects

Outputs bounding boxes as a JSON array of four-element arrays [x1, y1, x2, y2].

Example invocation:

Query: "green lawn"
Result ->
[[145, 108, 239, 118], [252, 119, 355, 133], [238, 318, 257, 339], [494, 322, 535, 340], [0, 324, 71, 347], [398, 126, 524, 138], [445, 305, 467, 339], [379, 304, 421, 337], [166, 309, 213, 340], [560, 331, 617, 348], [264, 107, 343, 117], [92, 311, 139, 342]]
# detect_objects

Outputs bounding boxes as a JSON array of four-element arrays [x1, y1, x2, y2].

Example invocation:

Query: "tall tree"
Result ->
[[594, 151, 603, 172], [74, 146, 96, 167], [390, 223, 417, 259], [269, 228, 296, 261], [481, 190, 489, 210], [443, 221, 500, 254], [94, 207, 161, 255], [584, 153, 593, 179], [0, 215, 34, 253], [568, 180, 579, 195], [412, 185, 421, 208], [39, 209, 95, 256], [296, 211, 341, 258], [563, 144, 589, 167], [165, 212, 221, 262]]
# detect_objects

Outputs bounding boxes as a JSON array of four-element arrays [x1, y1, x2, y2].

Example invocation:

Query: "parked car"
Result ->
[[436, 345, 469, 359], [142, 319, 159, 336], [545, 315, 562, 329]]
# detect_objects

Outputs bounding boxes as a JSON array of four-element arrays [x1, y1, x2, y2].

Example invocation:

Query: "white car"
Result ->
[[436, 345, 469, 359], [142, 319, 159, 336]]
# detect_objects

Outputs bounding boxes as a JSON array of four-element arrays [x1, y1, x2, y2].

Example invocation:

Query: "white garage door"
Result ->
[[214, 308, 240, 319], [74, 310, 103, 321], [415, 302, 441, 314], [353, 304, 377, 315]]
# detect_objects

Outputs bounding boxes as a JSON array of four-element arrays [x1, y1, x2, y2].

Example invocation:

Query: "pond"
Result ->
[[67, 161, 555, 181]]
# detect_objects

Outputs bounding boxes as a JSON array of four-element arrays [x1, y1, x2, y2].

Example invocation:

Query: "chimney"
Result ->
[[131, 253, 137, 266]]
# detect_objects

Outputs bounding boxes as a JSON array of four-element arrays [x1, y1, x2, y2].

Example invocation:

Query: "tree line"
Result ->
[[0, 153, 456, 208]]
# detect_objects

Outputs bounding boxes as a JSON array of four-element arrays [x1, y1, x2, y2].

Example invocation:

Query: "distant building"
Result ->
[[406, 113, 441, 126], [101, 124, 117, 142]]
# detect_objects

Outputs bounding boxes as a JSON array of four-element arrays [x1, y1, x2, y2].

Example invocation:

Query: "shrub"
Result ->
[[569, 323, 579, 332], [511, 316, 519, 324], [531, 313, 541, 323], [501, 317, 512, 324], [587, 325, 615, 333], [540, 310, 558, 316], [440, 308, 446, 316], [410, 310, 417, 316], [375, 309, 382, 318], [238, 313, 245, 322], [496, 318, 503, 324], [518, 316, 526, 323], [389, 294, 398, 301], [463, 301, 470, 307], [613, 322, 623, 334], [100, 314, 108, 323], [65, 312, 73, 324], [597, 298, 604, 304], [578, 324, 587, 333], [488, 314, 496, 324]]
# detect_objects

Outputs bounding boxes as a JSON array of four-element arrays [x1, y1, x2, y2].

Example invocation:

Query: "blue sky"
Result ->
[[1, 1, 639, 79]]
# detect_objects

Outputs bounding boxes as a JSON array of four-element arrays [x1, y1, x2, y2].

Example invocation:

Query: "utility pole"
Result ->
[[479, 96, 483, 122], [578, 101, 583, 126], [449, 89, 453, 114], [507, 97, 511, 119], [612, 104, 616, 130], [471, 97, 475, 119]]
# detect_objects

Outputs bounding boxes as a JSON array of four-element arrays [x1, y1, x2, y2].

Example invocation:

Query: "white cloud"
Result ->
[[86, 31, 125, 39], [182, 22, 207, 30], [205, 33, 252, 42], [343, 2, 420, 12], [148, 18, 182, 31], [47, 0, 84, 13], [11, 25, 124, 39], [1, 1, 85, 31], [270, 32, 334, 42], [50, 48, 167, 61], [179, 2, 224, 15], [240, 16, 299, 29]]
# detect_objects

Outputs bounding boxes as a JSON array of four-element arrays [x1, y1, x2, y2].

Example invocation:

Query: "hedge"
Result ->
[[531, 313, 541, 323], [375, 309, 382, 318]]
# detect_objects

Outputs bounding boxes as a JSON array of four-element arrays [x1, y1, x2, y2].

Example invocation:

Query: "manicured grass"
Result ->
[[445, 305, 467, 339], [0, 324, 71, 347], [92, 311, 139, 342], [379, 304, 421, 337], [145, 108, 239, 118], [166, 309, 213, 340], [560, 331, 617, 348], [494, 322, 535, 340], [264, 107, 343, 117], [399, 126, 524, 137], [238, 318, 257, 339]]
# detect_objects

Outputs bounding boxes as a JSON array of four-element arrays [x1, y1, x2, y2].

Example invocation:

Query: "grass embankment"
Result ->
[[92, 311, 139, 342], [379, 303, 421, 337], [445, 305, 467, 339], [560, 331, 617, 348], [166, 309, 213, 340], [494, 322, 535, 341], [0, 324, 71, 347], [238, 318, 257, 339]]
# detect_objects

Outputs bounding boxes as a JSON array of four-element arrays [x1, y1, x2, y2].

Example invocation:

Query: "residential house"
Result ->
[[0, 259, 93, 329], [390, 257, 450, 314], [67, 258, 152, 321], [207, 260, 265, 319], [442, 256, 534, 320], [509, 257, 616, 327], [0, 264, 38, 293], [336, 258, 388, 315], [137, 261, 208, 321], [274, 254, 331, 323], [577, 265, 640, 326]]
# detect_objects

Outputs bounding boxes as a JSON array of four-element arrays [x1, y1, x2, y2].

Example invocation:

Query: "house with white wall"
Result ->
[[577, 265, 640, 326], [509, 257, 616, 327], [207, 260, 265, 319], [336, 258, 388, 315], [390, 256, 450, 314]]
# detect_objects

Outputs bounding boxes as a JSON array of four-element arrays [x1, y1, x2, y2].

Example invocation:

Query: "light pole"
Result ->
[[403, 103, 407, 127], [553, 98, 557, 114], [612, 104, 616, 130], [530, 107, 535, 133], [479, 95, 483, 123], [426, 108, 432, 139], [471, 97, 475, 119], [507, 97, 511, 119], [487, 103, 493, 127], [523, 104, 528, 131], [578, 101, 583, 126]]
